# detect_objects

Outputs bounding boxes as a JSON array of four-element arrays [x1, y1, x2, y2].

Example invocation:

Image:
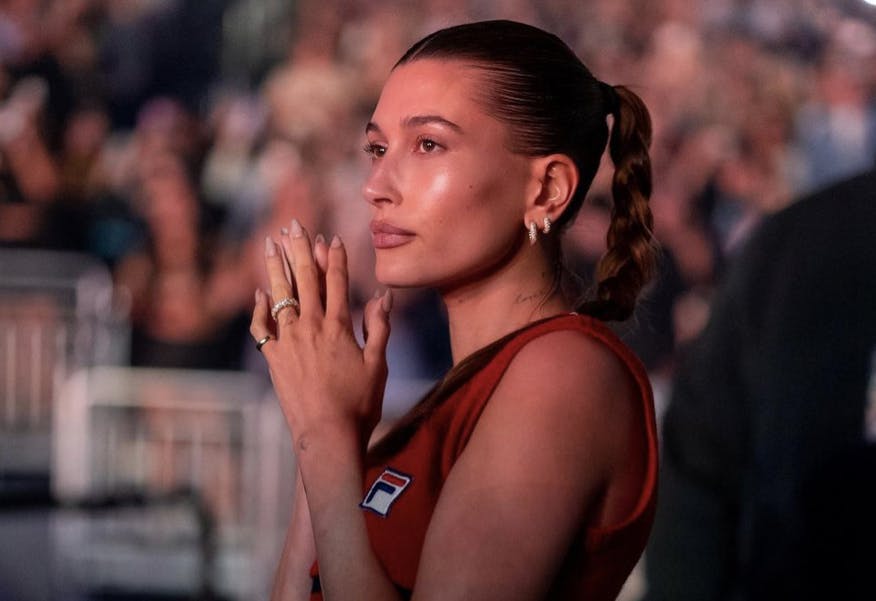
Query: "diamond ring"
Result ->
[[271, 297, 300, 321]]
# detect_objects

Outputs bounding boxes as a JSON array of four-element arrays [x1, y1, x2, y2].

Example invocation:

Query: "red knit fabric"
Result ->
[[310, 313, 658, 599]]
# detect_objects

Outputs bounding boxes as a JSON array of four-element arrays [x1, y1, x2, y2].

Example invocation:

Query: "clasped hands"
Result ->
[[250, 218, 392, 454]]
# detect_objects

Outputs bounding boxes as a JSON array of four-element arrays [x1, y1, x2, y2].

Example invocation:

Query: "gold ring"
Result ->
[[271, 297, 300, 321], [255, 335, 273, 352]]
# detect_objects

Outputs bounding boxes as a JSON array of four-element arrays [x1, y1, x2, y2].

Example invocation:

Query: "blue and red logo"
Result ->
[[360, 467, 412, 517]]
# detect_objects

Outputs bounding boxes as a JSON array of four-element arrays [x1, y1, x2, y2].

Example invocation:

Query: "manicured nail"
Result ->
[[330, 234, 342, 248], [290, 219, 303, 238], [381, 289, 393, 313], [264, 236, 276, 256], [280, 227, 289, 236], [373, 288, 382, 299], [254, 289, 259, 302], [315, 233, 325, 245]]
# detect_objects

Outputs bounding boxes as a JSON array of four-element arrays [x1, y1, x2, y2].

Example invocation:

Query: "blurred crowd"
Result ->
[[1, 0, 874, 381]]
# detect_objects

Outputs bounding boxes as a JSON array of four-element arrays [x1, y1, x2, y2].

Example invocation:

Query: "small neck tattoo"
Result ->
[[514, 290, 544, 304]]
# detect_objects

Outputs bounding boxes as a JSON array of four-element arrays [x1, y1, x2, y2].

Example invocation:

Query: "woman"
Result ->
[[250, 20, 658, 601]]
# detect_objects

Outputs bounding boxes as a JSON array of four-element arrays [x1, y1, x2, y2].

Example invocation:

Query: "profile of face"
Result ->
[[362, 59, 541, 291]]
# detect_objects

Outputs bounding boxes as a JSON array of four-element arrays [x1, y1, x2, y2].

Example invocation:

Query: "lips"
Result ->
[[370, 220, 415, 249]]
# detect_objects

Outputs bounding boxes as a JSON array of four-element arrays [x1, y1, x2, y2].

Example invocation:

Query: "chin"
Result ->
[[375, 266, 420, 289], [374, 256, 433, 289]]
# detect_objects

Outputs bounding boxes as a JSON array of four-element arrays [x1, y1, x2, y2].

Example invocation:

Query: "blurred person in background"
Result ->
[[251, 20, 659, 601], [793, 19, 876, 192], [98, 0, 224, 128], [0, 75, 60, 244], [644, 167, 876, 601], [113, 149, 249, 369], [0, 0, 101, 248]]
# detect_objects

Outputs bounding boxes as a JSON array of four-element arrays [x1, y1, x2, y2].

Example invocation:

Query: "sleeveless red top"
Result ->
[[311, 313, 658, 599]]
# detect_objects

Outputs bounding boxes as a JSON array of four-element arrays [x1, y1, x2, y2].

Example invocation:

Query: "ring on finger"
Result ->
[[255, 335, 273, 352], [271, 297, 300, 321]]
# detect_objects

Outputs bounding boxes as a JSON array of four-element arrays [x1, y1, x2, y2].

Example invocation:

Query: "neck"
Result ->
[[439, 244, 572, 364]]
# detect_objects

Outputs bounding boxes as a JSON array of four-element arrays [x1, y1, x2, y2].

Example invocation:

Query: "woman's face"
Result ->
[[362, 59, 536, 290]]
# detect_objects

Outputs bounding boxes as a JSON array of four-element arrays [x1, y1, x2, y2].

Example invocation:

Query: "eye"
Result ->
[[363, 142, 386, 159], [416, 137, 442, 153]]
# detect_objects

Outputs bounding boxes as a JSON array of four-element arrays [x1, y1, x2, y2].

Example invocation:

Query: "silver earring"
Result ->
[[543, 216, 552, 234], [528, 221, 538, 245]]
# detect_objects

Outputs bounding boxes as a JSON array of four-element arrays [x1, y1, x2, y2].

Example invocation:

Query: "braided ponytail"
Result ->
[[578, 84, 658, 322]]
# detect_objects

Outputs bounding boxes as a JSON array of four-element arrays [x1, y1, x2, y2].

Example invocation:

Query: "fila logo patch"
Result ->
[[360, 468, 412, 517]]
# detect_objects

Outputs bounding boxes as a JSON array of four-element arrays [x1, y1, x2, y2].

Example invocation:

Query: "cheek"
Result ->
[[461, 166, 525, 226], [416, 161, 509, 211], [440, 178, 522, 256], [402, 165, 465, 230], [420, 168, 454, 206], [402, 154, 527, 245]]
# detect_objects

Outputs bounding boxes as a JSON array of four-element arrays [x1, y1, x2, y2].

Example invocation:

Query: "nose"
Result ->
[[361, 156, 400, 207]]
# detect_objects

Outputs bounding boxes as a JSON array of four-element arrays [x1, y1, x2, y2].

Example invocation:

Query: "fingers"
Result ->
[[280, 228, 295, 295], [265, 236, 295, 324], [325, 235, 352, 326], [279, 219, 321, 320], [313, 234, 328, 273], [313, 233, 328, 307], [270, 219, 350, 329], [250, 288, 272, 336], [363, 289, 392, 369], [250, 288, 276, 354]]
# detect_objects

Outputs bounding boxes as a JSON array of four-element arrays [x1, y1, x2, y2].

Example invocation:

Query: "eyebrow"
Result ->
[[365, 115, 463, 135]]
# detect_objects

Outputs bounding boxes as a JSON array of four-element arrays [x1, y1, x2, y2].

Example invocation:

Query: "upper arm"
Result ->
[[412, 330, 642, 600]]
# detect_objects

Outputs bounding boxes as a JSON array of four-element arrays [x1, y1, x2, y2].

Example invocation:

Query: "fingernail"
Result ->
[[330, 234, 342, 248], [381, 289, 393, 313], [280, 227, 289, 236], [290, 219, 303, 238], [264, 236, 276, 256], [373, 288, 382, 299], [315, 233, 325, 245], [254, 289, 260, 302]]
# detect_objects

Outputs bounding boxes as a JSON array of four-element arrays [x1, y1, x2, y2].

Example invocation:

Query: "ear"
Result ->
[[523, 154, 579, 232]]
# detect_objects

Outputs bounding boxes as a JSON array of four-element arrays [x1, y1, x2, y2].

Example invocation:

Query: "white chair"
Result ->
[[52, 366, 294, 601], [0, 249, 128, 487]]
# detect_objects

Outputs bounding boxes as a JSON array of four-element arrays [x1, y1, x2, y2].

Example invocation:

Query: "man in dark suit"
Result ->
[[645, 168, 876, 600]]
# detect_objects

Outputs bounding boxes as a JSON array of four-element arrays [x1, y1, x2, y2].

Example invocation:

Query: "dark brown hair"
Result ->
[[369, 20, 657, 463]]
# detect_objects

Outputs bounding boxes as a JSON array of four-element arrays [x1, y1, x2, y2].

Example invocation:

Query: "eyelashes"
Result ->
[[362, 137, 443, 159], [362, 142, 386, 158]]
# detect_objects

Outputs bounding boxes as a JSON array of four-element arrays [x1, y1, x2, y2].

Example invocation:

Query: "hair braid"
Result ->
[[578, 85, 658, 322]]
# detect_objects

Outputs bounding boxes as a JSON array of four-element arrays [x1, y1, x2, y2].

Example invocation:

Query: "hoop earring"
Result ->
[[543, 216, 552, 234], [528, 221, 538, 245]]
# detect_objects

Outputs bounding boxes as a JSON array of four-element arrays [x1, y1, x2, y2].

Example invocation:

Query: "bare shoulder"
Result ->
[[507, 326, 635, 384], [464, 324, 646, 500], [478, 325, 647, 507], [493, 326, 641, 430]]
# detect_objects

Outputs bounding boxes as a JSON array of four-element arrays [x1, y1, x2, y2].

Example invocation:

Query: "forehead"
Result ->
[[370, 59, 493, 128]]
